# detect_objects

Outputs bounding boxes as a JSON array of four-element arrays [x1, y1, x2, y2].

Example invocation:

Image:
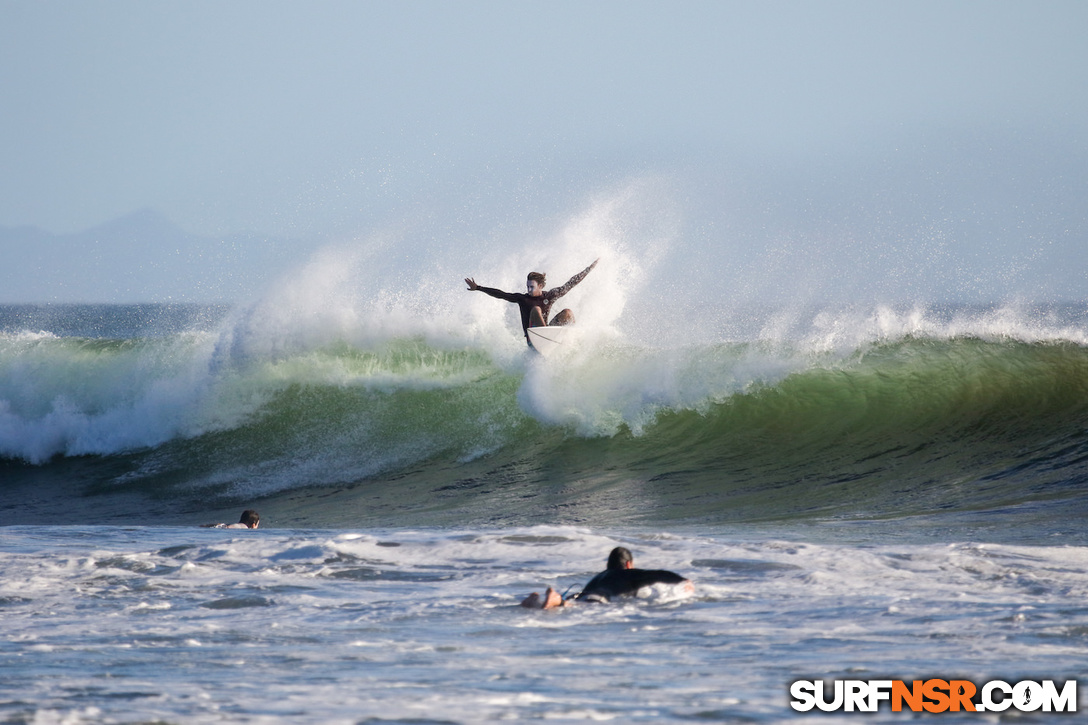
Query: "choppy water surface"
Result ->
[[2, 526, 1087, 723]]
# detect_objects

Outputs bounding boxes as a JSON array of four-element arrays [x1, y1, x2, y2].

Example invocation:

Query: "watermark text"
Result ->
[[790, 679, 1077, 713]]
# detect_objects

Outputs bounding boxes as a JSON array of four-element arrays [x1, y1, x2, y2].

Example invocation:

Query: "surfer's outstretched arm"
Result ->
[[549, 258, 599, 300], [467, 279, 522, 303]]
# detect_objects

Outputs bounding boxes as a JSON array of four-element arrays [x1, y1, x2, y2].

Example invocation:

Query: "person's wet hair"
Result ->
[[607, 546, 633, 570], [239, 510, 260, 527], [527, 272, 546, 286]]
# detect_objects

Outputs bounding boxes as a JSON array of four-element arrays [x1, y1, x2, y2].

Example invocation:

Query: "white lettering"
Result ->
[[981, 680, 1012, 712], [867, 680, 893, 711], [1041, 680, 1077, 712], [815, 679, 844, 712], [789, 680, 816, 712], [1013, 680, 1044, 711], [844, 680, 869, 712]]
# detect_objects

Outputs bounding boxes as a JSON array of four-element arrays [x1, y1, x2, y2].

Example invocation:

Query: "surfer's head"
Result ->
[[527, 272, 546, 295], [238, 510, 260, 529], [606, 547, 634, 571]]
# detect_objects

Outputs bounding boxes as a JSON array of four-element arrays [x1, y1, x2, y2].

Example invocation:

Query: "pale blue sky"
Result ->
[[2, 0, 1085, 236], [1, 1, 1086, 304]]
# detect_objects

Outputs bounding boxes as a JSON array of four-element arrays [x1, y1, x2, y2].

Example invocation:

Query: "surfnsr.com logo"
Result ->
[[790, 679, 1078, 713]]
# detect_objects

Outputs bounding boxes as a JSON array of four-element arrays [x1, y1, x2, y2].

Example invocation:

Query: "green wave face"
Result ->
[[125, 337, 1088, 525], [5, 324, 1088, 528]]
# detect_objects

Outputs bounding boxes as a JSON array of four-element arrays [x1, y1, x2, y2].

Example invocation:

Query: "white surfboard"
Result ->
[[526, 325, 568, 357]]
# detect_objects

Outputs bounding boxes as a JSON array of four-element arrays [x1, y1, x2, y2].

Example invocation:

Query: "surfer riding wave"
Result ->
[[465, 258, 598, 349]]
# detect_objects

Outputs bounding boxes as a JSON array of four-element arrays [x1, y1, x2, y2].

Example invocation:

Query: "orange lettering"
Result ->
[[922, 679, 950, 713], [949, 680, 977, 712], [892, 680, 923, 712]]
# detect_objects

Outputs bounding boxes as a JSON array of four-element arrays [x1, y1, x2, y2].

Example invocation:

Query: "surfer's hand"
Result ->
[[465, 277, 478, 291]]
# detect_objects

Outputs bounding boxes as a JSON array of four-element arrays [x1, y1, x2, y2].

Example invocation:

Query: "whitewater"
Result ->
[[3, 185, 1088, 722]]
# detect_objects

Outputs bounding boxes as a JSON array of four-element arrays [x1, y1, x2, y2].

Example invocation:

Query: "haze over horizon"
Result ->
[[1, 1, 1085, 304]]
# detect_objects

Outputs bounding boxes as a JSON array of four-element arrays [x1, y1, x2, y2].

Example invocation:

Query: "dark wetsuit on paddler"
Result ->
[[519, 546, 694, 609], [574, 546, 690, 603]]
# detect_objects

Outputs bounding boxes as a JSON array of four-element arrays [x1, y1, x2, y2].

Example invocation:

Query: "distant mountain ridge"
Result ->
[[0, 210, 308, 304]]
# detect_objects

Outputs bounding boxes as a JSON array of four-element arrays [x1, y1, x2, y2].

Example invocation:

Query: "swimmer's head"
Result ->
[[607, 546, 633, 570], [239, 510, 260, 529]]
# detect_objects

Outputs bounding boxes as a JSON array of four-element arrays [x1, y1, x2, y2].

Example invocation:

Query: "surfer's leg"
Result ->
[[550, 309, 574, 326], [529, 307, 546, 327]]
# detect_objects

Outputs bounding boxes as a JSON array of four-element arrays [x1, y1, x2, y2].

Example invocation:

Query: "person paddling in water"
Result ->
[[202, 509, 260, 529], [520, 546, 694, 609], [465, 258, 599, 350]]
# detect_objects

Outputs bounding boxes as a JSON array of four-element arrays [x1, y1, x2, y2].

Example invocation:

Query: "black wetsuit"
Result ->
[[574, 567, 688, 603], [474, 262, 596, 344]]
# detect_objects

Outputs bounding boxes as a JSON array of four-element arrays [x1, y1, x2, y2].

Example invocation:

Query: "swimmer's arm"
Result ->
[[630, 569, 690, 588]]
